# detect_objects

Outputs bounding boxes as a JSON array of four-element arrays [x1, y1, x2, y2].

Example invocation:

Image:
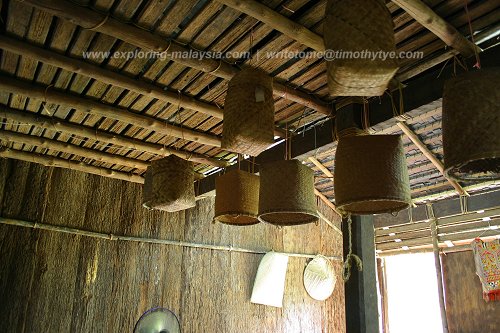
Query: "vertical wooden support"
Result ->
[[343, 215, 380, 333], [431, 218, 450, 333]]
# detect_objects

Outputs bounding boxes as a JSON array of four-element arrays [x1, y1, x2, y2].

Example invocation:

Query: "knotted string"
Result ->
[[342, 214, 363, 281]]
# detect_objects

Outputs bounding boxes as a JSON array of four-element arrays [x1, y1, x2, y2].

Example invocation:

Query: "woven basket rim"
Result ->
[[214, 211, 259, 218], [337, 198, 410, 215], [258, 210, 319, 225], [216, 218, 260, 226], [445, 154, 500, 181]]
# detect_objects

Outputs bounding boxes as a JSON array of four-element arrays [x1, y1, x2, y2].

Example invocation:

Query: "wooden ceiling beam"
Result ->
[[0, 106, 228, 168], [19, 0, 332, 116], [0, 147, 145, 184], [0, 129, 150, 170], [392, 0, 481, 58], [0, 76, 222, 147], [0, 36, 286, 138], [0, 36, 226, 118], [397, 122, 468, 196], [216, 0, 325, 52], [0, 129, 206, 179]]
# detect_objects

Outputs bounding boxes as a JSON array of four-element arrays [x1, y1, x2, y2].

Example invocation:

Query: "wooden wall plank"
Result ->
[[442, 250, 500, 333], [0, 158, 346, 332]]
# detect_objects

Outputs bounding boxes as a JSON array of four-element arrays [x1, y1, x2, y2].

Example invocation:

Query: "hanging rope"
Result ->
[[342, 214, 363, 281], [463, 0, 481, 69]]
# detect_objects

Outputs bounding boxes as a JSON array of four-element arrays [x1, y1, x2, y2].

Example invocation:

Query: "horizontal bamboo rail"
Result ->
[[0, 129, 150, 170], [0, 216, 343, 261], [19, 0, 332, 116], [0, 147, 145, 183], [0, 35, 224, 118], [0, 76, 222, 147], [0, 106, 228, 168], [0, 129, 207, 179]]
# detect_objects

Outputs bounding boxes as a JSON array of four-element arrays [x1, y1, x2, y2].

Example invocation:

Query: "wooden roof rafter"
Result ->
[[17, 0, 333, 116]]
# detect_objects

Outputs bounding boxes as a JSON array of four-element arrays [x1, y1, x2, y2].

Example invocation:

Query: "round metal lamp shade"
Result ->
[[334, 135, 411, 215], [134, 307, 180, 333], [258, 160, 319, 226], [443, 68, 500, 181], [214, 170, 260, 226]]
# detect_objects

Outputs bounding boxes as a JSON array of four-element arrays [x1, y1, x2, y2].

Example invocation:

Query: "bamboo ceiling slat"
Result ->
[[0, 0, 498, 201]]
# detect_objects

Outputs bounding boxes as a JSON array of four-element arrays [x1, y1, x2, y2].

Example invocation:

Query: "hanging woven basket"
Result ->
[[258, 160, 319, 226], [324, 0, 399, 96], [222, 68, 275, 156], [334, 135, 411, 215], [142, 155, 196, 212], [443, 68, 500, 181], [214, 169, 260, 226]]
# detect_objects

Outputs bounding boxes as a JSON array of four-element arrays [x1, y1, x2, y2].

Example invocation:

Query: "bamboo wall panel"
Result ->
[[441, 251, 500, 333], [0, 158, 345, 333]]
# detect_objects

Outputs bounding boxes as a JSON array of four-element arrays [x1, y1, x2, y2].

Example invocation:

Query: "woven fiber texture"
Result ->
[[304, 256, 336, 301], [334, 135, 411, 214], [214, 169, 260, 226], [324, 0, 399, 96], [222, 68, 275, 156], [251, 252, 289, 308], [142, 155, 196, 212], [258, 159, 319, 226], [443, 68, 500, 181]]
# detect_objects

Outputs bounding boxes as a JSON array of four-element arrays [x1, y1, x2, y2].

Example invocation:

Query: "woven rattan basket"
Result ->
[[324, 0, 399, 96], [142, 155, 196, 212], [443, 68, 500, 181], [214, 169, 260, 226], [258, 160, 319, 226], [222, 68, 275, 156], [334, 135, 411, 214]]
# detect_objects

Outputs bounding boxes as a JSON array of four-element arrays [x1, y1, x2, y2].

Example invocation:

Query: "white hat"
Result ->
[[304, 255, 336, 301]]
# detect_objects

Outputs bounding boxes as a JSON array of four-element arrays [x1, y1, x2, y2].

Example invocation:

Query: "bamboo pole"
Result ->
[[0, 76, 222, 147], [216, 0, 325, 52], [0, 147, 145, 183], [18, 0, 332, 116], [0, 130, 210, 179], [0, 129, 151, 169], [0, 216, 343, 261], [0, 106, 228, 168], [308, 156, 334, 178], [413, 180, 500, 203], [392, 0, 481, 58], [0, 36, 224, 118], [317, 210, 342, 236], [0, 36, 287, 138], [430, 218, 450, 333], [397, 122, 468, 196], [314, 188, 340, 215]]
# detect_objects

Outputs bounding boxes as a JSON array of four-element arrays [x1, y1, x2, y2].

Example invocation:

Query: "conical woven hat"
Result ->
[[251, 252, 289, 307], [304, 256, 336, 301]]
